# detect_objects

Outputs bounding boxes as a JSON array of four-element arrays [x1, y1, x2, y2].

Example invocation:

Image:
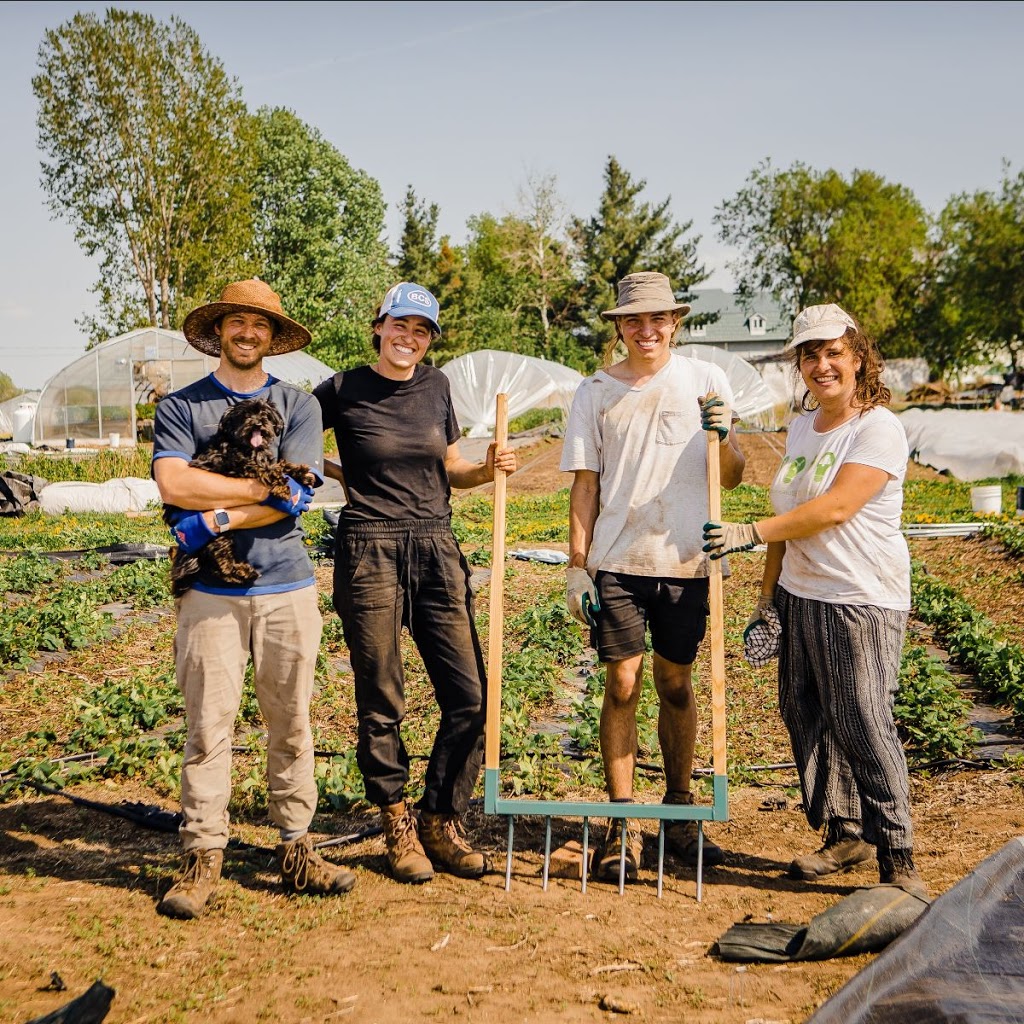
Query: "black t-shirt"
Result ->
[[313, 364, 461, 522]]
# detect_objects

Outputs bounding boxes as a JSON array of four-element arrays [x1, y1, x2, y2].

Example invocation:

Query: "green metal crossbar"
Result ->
[[482, 395, 730, 900]]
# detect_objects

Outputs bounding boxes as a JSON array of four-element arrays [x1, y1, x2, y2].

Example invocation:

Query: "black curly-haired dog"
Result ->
[[165, 398, 315, 597]]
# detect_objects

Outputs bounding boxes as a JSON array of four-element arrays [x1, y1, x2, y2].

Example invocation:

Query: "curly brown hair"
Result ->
[[795, 325, 890, 413]]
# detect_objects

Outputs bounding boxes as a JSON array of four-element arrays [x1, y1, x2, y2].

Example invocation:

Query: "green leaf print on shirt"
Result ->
[[813, 451, 837, 483], [781, 456, 806, 484]]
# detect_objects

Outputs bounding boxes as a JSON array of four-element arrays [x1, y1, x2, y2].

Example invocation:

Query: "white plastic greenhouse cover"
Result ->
[[676, 344, 777, 420], [899, 408, 1024, 481], [442, 350, 584, 437], [33, 328, 337, 444]]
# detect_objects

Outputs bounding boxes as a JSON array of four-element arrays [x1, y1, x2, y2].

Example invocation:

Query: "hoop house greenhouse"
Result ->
[[33, 328, 336, 446]]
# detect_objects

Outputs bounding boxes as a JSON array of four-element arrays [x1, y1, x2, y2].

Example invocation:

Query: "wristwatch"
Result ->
[[213, 509, 230, 533]]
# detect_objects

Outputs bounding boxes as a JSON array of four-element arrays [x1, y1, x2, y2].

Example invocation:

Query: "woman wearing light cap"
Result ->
[[703, 303, 924, 897], [313, 283, 517, 884]]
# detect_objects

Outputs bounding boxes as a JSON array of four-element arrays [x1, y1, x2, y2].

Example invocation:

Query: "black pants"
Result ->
[[333, 518, 486, 814]]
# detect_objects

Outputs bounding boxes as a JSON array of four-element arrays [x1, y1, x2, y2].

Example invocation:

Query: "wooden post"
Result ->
[[484, 394, 509, 772], [706, 430, 727, 779]]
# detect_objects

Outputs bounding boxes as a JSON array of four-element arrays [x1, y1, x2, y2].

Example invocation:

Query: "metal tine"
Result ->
[[696, 822, 704, 902], [542, 816, 552, 891], [657, 821, 665, 899], [505, 816, 514, 892], [581, 817, 589, 894], [618, 819, 627, 896]]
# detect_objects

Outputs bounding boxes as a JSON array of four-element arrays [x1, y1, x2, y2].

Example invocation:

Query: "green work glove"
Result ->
[[566, 567, 600, 627], [699, 393, 732, 441], [702, 520, 764, 560]]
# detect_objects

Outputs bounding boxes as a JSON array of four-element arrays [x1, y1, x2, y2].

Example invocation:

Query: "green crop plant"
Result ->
[[895, 645, 979, 761]]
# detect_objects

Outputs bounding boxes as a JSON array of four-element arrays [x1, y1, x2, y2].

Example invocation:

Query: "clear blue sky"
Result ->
[[3, 1, 1024, 389]]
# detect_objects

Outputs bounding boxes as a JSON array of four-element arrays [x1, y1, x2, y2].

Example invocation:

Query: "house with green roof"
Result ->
[[679, 289, 791, 359]]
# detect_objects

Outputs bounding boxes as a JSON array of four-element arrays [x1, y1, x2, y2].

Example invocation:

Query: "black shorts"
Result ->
[[592, 571, 710, 665]]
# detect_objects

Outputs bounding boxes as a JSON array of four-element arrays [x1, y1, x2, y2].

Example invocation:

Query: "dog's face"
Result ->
[[218, 399, 285, 452]]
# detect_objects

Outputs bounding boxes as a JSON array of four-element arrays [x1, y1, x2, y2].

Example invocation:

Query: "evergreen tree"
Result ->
[[395, 187, 440, 288], [569, 156, 706, 357]]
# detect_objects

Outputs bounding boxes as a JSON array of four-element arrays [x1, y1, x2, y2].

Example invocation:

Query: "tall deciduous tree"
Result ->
[[570, 156, 706, 357], [714, 160, 928, 355], [33, 10, 254, 342], [933, 167, 1024, 378], [0, 372, 24, 404], [250, 107, 390, 370]]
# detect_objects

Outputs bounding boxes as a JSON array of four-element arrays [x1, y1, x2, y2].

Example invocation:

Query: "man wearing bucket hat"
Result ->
[[313, 282, 517, 884], [560, 271, 747, 881], [702, 303, 925, 896], [152, 279, 356, 919]]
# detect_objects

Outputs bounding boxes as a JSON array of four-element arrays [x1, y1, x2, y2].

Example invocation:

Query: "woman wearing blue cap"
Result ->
[[313, 283, 517, 884]]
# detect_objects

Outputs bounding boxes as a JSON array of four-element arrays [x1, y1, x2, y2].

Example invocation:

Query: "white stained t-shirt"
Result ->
[[560, 353, 735, 579], [770, 406, 910, 610]]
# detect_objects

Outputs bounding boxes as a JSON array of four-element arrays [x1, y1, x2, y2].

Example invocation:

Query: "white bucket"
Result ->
[[970, 485, 1002, 514], [109, 432, 120, 449]]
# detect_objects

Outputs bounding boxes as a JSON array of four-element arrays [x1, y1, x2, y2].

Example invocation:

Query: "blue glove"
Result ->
[[261, 476, 314, 517], [169, 512, 215, 555], [699, 393, 732, 441]]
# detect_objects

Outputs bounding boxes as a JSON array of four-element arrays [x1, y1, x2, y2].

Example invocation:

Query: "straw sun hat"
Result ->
[[183, 279, 312, 357]]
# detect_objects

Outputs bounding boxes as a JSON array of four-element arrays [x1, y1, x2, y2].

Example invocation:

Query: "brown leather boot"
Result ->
[[381, 802, 434, 884], [419, 812, 487, 878], [157, 849, 223, 919], [789, 820, 874, 880], [663, 792, 725, 867], [276, 834, 356, 895], [878, 847, 929, 899], [593, 818, 643, 882]]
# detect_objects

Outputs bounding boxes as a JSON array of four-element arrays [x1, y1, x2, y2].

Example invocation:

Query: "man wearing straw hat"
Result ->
[[560, 271, 747, 881], [152, 279, 355, 919]]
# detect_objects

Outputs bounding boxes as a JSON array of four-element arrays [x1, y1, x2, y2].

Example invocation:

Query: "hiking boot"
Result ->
[[420, 812, 487, 879], [878, 847, 929, 899], [157, 849, 223, 920], [594, 818, 643, 882], [663, 792, 725, 868], [381, 802, 434, 884], [276, 834, 356, 896], [789, 820, 874, 880]]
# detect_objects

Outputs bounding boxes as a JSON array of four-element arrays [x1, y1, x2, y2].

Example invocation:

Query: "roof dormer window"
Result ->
[[748, 314, 766, 336]]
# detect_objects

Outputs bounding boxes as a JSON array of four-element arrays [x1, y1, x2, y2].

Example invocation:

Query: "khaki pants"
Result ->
[[173, 586, 322, 850]]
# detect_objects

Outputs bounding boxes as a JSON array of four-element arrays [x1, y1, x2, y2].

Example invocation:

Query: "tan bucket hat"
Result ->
[[601, 271, 691, 320], [182, 279, 312, 356]]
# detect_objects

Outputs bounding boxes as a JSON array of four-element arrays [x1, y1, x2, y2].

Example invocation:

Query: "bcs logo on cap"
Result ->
[[407, 290, 431, 307]]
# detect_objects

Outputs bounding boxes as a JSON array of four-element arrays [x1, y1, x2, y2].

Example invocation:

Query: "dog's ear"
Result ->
[[262, 400, 284, 435]]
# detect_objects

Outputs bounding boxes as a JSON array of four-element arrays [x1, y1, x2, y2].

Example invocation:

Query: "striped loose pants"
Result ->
[[777, 587, 913, 852]]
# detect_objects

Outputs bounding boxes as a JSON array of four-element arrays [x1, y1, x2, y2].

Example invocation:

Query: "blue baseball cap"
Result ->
[[375, 282, 442, 336]]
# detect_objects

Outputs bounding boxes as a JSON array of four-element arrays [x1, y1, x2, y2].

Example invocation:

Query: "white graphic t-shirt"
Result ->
[[770, 406, 910, 609]]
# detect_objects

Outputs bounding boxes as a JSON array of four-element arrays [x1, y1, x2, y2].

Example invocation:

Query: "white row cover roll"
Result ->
[[899, 408, 1024, 481]]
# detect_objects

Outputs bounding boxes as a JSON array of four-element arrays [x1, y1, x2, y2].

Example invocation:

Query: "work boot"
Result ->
[[276, 834, 356, 896], [157, 848, 223, 920], [878, 847, 929, 899], [381, 802, 434, 884], [789, 820, 874, 880], [419, 812, 487, 879], [594, 818, 643, 882], [663, 792, 725, 868]]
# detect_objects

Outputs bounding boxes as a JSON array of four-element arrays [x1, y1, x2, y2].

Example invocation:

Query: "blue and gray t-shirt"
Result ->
[[152, 374, 324, 595]]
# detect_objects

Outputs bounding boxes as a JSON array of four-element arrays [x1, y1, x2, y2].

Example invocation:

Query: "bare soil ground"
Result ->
[[2, 433, 1022, 1024]]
